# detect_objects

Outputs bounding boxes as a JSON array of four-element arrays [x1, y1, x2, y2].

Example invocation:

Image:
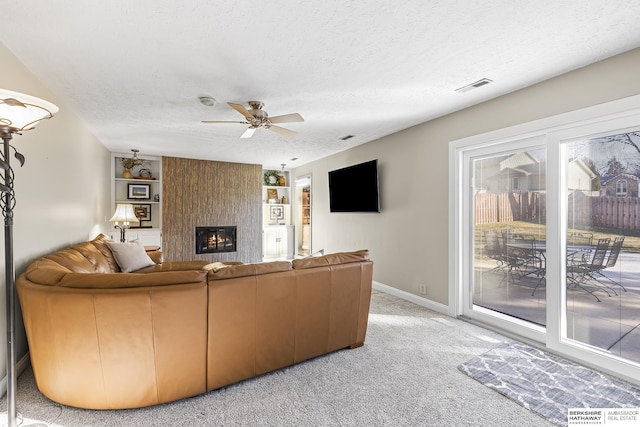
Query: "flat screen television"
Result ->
[[328, 159, 380, 213]]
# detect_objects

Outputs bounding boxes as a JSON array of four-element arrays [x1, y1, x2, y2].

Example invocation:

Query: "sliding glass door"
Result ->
[[451, 100, 640, 383], [461, 137, 547, 341], [562, 128, 640, 366]]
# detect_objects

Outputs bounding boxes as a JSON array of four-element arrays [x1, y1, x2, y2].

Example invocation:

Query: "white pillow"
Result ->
[[106, 241, 156, 273], [203, 262, 231, 272]]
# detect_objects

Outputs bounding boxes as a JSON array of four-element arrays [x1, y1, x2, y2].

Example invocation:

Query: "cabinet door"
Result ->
[[263, 227, 284, 258]]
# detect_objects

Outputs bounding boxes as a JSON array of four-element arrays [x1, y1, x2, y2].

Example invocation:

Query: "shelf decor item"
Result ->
[[134, 168, 155, 180], [128, 183, 150, 199], [270, 205, 285, 221], [133, 204, 151, 221], [0, 88, 58, 427], [263, 170, 281, 186], [267, 188, 278, 203], [120, 149, 146, 178]]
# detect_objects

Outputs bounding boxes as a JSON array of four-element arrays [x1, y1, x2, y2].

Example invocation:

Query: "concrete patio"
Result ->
[[474, 251, 640, 364]]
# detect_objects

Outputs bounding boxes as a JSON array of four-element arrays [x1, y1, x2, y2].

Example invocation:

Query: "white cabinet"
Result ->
[[111, 152, 162, 248], [263, 225, 294, 260], [109, 229, 162, 246]]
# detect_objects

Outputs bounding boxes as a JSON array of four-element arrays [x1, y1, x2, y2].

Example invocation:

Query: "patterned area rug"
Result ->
[[458, 341, 640, 426]]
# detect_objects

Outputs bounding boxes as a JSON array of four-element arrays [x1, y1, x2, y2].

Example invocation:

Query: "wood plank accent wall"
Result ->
[[162, 157, 262, 263]]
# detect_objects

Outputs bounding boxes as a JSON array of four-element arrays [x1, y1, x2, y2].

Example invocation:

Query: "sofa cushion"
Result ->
[[55, 270, 208, 289], [209, 261, 291, 280], [292, 250, 370, 270], [24, 258, 72, 286], [135, 260, 212, 273], [39, 246, 103, 274], [106, 241, 156, 273], [89, 233, 120, 272]]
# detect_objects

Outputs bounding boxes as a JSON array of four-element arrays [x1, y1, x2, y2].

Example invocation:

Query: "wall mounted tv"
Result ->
[[328, 159, 380, 213]]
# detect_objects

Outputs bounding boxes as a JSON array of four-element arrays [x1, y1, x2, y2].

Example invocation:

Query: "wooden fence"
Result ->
[[476, 191, 640, 231], [570, 192, 640, 230], [474, 192, 545, 224]]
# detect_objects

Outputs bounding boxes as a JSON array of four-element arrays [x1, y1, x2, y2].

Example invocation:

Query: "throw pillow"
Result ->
[[202, 262, 229, 272], [106, 241, 156, 273]]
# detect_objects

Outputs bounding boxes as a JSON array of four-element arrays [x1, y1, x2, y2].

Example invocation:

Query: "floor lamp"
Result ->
[[0, 89, 58, 427]]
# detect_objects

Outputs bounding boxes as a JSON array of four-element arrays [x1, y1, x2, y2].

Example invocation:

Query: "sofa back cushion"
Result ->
[[89, 233, 121, 272], [23, 234, 123, 286], [208, 261, 292, 280], [292, 249, 369, 270]]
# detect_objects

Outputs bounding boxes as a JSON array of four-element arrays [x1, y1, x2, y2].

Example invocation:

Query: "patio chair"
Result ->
[[483, 230, 509, 276], [592, 236, 626, 292], [566, 238, 612, 302], [502, 233, 544, 277], [482, 230, 528, 283]]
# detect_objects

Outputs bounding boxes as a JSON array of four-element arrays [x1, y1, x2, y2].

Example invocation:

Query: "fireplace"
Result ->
[[195, 226, 237, 254]]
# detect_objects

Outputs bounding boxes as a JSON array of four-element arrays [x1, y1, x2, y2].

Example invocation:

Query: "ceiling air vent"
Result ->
[[340, 135, 355, 141], [455, 78, 493, 93]]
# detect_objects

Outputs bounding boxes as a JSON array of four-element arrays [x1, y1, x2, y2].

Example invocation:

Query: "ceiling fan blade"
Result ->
[[201, 120, 247, 124], [268, 125, 298, 138], [268, 113, 304, 124], [228, 102, 254, 120], [241, 127, 257, 139]]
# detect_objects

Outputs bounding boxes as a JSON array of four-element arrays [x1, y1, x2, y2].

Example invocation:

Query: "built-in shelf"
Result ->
[[111, 152, 163, 247]]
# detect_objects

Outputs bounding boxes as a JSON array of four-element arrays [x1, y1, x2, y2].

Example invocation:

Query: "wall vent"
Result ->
[[455, 78, 493, 93]]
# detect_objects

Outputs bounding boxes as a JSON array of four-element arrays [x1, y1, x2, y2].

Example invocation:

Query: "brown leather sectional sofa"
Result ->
[[16, 234, 373, 410]]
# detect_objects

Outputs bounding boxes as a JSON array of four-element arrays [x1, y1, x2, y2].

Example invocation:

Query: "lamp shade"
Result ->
[[109, 203, 140, 225], [0, 88, 59, 132]]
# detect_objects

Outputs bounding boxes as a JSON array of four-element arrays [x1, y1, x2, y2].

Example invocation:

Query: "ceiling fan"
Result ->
[[202, 101, 304, 139]]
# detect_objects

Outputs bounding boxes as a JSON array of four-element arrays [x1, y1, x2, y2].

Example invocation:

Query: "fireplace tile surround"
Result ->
[[162, 157, 262, 262]]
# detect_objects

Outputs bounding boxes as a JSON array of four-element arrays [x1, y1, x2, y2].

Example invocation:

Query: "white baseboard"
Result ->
[[0, 352, 31, 397], [372, 281, 450, 315]]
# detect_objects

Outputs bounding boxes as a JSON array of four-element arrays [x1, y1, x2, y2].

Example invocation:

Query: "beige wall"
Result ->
[[292, 47, 640, 305], [1, 43, 111, 379]]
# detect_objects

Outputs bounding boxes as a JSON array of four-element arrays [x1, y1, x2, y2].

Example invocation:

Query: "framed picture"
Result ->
[[128, 183, 150, 199], [270, 205, 285, 221], [267, 188, 278, 202], [133, 204, 151, 221]]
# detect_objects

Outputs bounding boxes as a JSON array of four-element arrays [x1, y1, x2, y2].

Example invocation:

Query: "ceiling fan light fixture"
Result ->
[[203, 101, 303, 139]]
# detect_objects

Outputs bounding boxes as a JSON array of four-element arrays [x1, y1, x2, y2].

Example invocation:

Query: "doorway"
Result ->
[[295, 174, 312, 256]]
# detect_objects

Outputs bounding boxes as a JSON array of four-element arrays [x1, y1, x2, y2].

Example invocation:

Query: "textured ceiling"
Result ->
[[2, 1, 640, 169]]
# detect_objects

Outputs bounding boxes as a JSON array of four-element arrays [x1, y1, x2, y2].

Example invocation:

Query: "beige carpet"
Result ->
[[1, 291, 555, 426]]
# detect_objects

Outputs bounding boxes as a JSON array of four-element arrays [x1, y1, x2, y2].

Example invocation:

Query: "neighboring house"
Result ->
[[475, 154, 595, 195], [476, 152, 545, 194], [566, 158, 597, 195], [601, 173, 640, 197]]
